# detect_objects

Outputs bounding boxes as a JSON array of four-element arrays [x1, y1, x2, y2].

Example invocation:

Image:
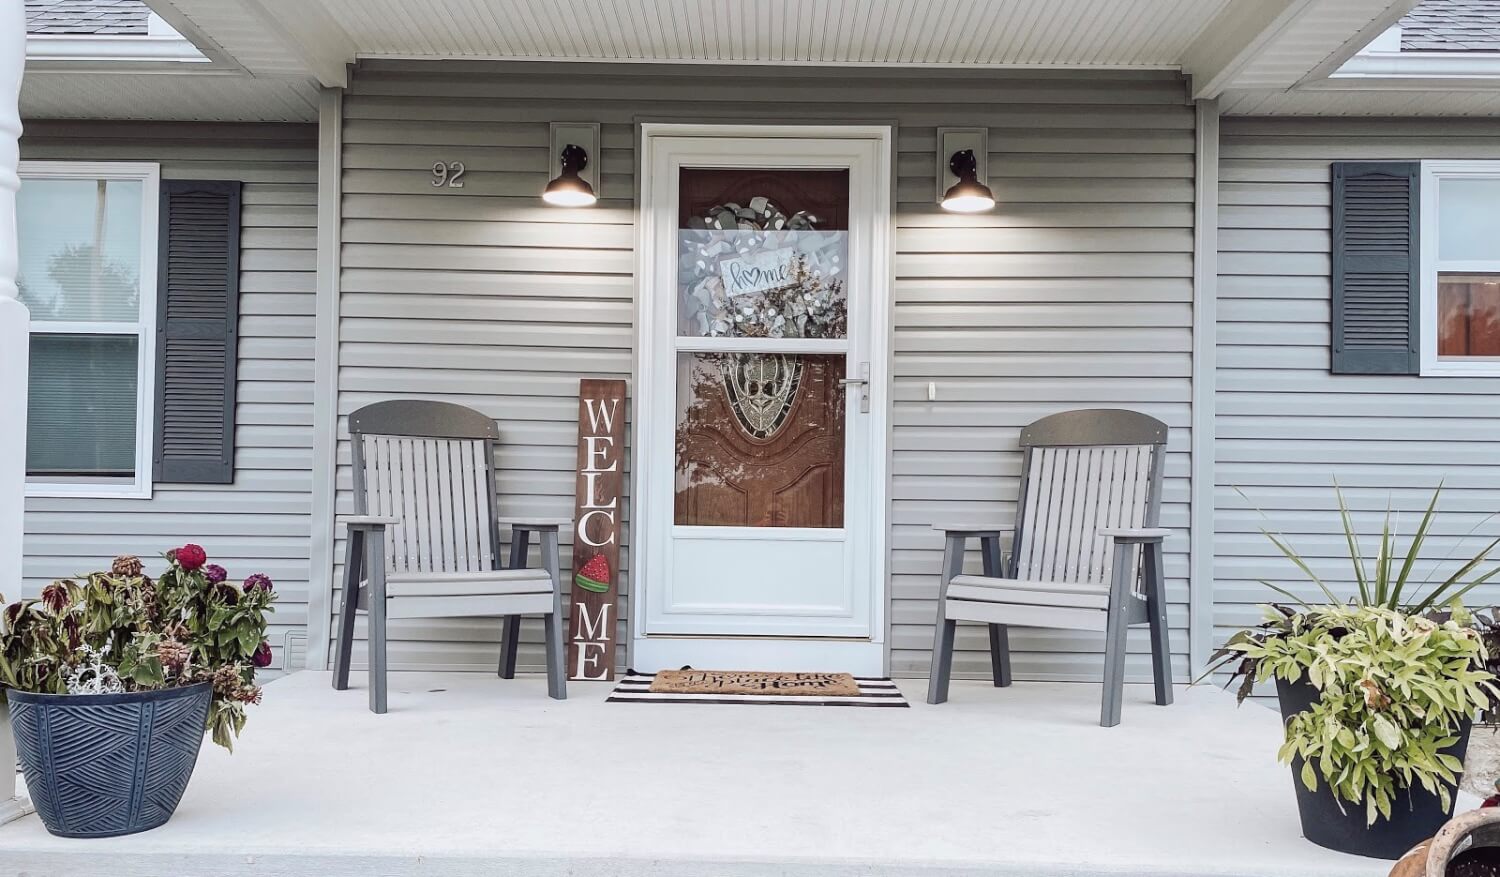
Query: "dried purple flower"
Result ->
[[252, 641, 273, 668], [111, 555, 143, 577], [215, 583, 240, 605], [203, 564, 227, 584], [157, 640, 191, 674], [243, 573, 274, 594]]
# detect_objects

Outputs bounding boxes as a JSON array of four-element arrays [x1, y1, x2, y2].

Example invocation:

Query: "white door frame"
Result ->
[[629, 123, 892, 675]]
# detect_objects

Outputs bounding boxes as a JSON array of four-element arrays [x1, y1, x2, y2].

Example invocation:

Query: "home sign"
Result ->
[[719, 249, 796, 297], [567, 378, 626, 681]]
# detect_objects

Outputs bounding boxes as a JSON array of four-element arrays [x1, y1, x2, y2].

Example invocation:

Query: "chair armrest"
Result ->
[[339, 515, 400, 530], [1099, 527, 1171, 544], [497, 516, 571, 532], [931, 522, 1012, 537]]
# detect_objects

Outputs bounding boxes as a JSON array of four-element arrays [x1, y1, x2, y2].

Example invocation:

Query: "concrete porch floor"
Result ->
[[0, 671, 1413, 877]]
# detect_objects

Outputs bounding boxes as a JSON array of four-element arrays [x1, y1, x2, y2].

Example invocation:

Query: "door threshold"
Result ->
[[631, 637, 884, 676]]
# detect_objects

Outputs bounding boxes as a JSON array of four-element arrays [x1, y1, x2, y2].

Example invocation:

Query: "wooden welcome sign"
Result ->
[[567, 378, 626, 680]]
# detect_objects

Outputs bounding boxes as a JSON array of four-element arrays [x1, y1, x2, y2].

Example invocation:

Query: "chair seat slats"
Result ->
[[385, 569, 553, 598], [946, 575, 1111, 609], [943, 599, 1108, 632], [382, 592, 556, 620]]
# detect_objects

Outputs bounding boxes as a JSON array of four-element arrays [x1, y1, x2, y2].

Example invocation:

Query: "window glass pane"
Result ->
[[16, 177, 143, 322], [27, 334, 139, 477], [675, 352, 845, 527], [1438, 178, 1500, 262], [1438, 273, 1500, 359]]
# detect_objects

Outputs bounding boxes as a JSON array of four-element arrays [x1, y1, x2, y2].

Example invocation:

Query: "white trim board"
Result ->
[[307, 87, 343, 670], [1188, 99, 1219, 675]]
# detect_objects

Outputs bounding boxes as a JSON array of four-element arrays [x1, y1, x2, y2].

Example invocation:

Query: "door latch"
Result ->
[[839, 362, 871, 414]]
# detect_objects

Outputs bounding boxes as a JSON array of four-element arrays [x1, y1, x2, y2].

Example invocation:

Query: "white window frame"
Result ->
[[19, 161, 161, 499], [1420, 160, 1500, 378]]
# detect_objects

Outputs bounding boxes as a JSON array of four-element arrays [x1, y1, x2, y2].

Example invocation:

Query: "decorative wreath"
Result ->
[[678, 196, 847, 339]]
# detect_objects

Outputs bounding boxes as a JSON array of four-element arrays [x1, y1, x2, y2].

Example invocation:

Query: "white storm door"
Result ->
[[634, 127, 890, 672]]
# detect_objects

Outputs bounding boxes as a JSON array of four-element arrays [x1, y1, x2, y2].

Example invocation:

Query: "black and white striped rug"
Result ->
[[607, 672, 910, 707]]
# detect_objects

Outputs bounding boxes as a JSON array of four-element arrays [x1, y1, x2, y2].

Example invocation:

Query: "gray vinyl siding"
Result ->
[[18, 121, 318, 672], [336, 61, 1196, 681], [1216, 117, 1500, 649]]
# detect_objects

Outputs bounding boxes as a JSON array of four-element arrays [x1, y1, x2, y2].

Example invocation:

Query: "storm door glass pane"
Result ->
[[16, 178, 144, 322], [27, 334, 139, 476], [676, 168, 849, 339], [675, 353, 845, 528]]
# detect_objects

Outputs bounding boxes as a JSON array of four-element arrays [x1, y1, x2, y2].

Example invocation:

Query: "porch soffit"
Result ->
[[147, 0, 1412, 82]]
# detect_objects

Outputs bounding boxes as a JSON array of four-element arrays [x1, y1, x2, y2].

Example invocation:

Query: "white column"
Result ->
[[0, 0, 31, 826]]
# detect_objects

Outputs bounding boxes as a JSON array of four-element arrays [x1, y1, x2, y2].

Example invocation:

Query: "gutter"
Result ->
[[25, 34, 209, 65]]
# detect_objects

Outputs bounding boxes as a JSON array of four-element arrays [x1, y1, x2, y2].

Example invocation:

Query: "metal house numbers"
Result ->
[[430, 160, 465, 188]]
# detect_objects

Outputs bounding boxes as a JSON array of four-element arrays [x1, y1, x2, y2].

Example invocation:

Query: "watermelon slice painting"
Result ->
[[575, 554, 611, 593]]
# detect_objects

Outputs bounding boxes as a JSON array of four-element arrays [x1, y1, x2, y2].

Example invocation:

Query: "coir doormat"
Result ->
[[607, 669, 909, 707]]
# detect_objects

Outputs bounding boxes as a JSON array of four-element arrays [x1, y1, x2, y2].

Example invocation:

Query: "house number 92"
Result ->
[[430, 161, 466, 188]]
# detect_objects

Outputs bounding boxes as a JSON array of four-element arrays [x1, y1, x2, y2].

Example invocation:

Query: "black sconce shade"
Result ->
[[543, 143, 597, 207], [940, 148, 995, 213]]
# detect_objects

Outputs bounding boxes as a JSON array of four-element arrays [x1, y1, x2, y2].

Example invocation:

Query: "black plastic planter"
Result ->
[[7, 682, 212, 838], [1276, 677, 1470, 860]]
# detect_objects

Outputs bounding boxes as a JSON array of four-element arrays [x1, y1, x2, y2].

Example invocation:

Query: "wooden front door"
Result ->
[[635, 128, 891, 675]]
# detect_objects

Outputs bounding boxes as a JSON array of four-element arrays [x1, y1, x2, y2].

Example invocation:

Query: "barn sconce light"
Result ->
[[940, 150, 996, 213], [936, 127, 994, 213], [544, 122, 601, 207], [542, 144, 597, 207]]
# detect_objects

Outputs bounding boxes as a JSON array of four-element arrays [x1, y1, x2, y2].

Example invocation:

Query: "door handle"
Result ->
[[839, 363, 871, 414]]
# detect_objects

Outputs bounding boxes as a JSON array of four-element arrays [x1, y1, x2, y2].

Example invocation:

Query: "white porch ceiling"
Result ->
[[321, 0, 1233, 67], [19, 0, 1449, 121]]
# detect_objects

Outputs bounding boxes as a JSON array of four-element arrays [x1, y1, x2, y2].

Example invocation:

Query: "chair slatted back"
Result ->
[[348, 401, 502, 576], [1011, 410, 1168, 586]]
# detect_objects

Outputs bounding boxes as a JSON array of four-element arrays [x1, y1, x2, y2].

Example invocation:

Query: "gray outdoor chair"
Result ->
[[332, 400, 567, 713], [927, 408, 1172, 727]]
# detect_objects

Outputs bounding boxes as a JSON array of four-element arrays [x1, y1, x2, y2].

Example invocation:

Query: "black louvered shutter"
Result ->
[[1331, 162, 1420, 375], [154, 180, 241, 484]]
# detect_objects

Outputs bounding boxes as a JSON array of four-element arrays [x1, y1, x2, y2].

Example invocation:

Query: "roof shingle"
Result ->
[[1401, 0, 1500, 52], [24, 0, 150, 36]]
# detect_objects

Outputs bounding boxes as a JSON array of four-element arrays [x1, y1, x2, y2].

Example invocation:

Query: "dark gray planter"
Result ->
[[1276, 676, 1470, 860], [6, 682, 212, 838]]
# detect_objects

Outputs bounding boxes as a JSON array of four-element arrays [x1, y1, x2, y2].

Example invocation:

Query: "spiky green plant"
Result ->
[[1252, 482, 1500, 614]]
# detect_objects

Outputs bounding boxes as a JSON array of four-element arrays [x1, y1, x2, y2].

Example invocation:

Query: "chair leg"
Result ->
[[1144, 542, 1173, 706], [499, 529, 531, 678], [980, 535, 1012, 688], [332, 529, 364, 691], [988, 624, 1013, 688], [366, 530, 389, 715], [927, 532, 966, 705], [540, 529, 567, 700], [929, 619, 957, 705], [1100, 541, 1134, 728], [498, 617, 521, 679]]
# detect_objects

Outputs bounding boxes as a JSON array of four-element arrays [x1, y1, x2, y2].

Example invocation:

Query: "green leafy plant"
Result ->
[[0, 546, 276, 750], [1212, 605, 1495, 825], [1204, 483, 1500, 825], [1252, 483, 1500, 614]]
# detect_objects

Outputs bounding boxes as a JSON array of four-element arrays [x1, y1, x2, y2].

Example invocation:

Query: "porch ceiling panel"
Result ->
[[1221, 85, 1500, 115], [320, 0, 1232, 67], [20, 71, 319, 120], [153, 0, 311, 76], [1225, 0, 1419, 89]]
